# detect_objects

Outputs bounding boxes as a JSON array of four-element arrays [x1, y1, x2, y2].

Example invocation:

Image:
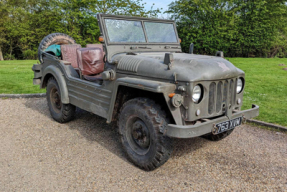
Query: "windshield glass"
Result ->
[[104, 19, 178, 43], [105, 19, 146, 43], [144, 22, 177, 43]]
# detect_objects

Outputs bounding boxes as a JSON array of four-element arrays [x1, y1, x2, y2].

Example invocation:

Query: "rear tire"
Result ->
[[202, 129, 234, 141], [38, 33, 76, 63], [119, 98, 173, 171], [46, 77, 76, 123]]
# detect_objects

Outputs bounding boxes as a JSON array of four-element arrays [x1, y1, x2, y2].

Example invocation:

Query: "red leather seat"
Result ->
[[76, 47, 104, 78], [61, 44, 81, 68]]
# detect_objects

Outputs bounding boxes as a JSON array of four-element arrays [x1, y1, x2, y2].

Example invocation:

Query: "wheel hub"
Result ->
[[50, 87, 62, 112], [131, 120, 150, 149], [52, 91, 61, 109]]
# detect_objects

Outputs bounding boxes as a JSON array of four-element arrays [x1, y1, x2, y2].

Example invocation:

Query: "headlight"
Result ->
[[237, 78, 244, 93], [192, 85, 202, 103]]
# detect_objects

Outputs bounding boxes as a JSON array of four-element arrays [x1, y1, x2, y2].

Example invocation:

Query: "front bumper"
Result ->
[[166, 104, 259, 138]]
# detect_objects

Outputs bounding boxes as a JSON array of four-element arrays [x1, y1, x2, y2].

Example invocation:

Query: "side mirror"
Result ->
[[189, 43, 194, 54]]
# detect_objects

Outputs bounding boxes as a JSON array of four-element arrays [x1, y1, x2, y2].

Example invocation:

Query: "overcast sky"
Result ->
[[143, 0, 174, 18]]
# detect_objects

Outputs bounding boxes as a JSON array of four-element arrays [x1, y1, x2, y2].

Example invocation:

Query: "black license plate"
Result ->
[[215, 117, 242, 134]]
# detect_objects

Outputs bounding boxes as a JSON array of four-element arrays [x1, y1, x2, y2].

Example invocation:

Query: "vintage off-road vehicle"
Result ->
[[32, 14, 259, 170]]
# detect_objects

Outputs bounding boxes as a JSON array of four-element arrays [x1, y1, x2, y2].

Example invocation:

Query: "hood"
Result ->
[[112, 52, 244, 82]]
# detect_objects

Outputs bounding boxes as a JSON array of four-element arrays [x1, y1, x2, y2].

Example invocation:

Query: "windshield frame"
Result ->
[[102, 17, 180, 45], [97, 14, 182, 63]]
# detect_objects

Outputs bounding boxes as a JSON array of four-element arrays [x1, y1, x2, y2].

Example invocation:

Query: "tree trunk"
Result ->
[[10, 39, 12, 60], [0, 46, 3, 61]]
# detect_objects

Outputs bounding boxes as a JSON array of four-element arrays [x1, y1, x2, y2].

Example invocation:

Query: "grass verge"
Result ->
[[0, 60, 45, 94], [228, 58, 287, 127]]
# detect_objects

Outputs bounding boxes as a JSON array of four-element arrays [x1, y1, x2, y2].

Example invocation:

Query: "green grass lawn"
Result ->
[[0, 60, 45, 94], [0, 58, 286, 126], [228, 58, 287, 127]]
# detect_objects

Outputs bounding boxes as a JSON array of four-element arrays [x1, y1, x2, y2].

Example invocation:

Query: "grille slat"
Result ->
[[223, 81, 228, 103], [233, 79, 237, 105], [229, 80, 234, 106], [216, 82, 222, 113], [208, 82, 216, 114]]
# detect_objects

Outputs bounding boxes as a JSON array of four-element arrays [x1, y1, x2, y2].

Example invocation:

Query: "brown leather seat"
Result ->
[[86, 44, 105, 56], [76, 47, 104, 78], [61, 44, 81, 68]]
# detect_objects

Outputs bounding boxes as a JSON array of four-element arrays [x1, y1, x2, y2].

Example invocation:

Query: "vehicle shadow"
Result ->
[[24, 98, 209, 166], [24, 98, 127, 163]]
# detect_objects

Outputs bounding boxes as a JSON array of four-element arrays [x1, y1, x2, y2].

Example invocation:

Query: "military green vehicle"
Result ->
[[32, 14, 259, 170]]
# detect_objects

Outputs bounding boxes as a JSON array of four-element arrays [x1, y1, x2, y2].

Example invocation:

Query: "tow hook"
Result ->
[[212, 123, 218, 135], [242, 115, 247, 123]]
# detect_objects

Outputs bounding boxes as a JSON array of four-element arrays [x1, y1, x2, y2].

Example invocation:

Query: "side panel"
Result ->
[[67, 79, 112, 119]]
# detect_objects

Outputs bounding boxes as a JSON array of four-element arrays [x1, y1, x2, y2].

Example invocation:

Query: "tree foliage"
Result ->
[[0, 0, 160, 60], [1, 0, 287, 60], [167, 0, 287, 57]]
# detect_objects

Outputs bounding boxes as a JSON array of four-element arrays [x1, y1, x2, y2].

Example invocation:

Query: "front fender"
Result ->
[[115, 77, 176, 93], [107, 77, 183, 125], [41, 65, 69, 104]]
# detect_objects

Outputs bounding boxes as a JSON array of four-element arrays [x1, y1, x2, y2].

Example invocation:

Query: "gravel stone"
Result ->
[[0, 98, 286, 191]]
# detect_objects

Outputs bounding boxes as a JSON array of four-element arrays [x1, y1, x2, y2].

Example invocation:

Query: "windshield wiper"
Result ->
[[165, 46, 181, 49], [130, 46, 152, 50]]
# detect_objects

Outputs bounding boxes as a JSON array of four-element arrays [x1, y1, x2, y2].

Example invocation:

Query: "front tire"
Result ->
[[119, 98, 173, 171], [46, 77, 76, 123]]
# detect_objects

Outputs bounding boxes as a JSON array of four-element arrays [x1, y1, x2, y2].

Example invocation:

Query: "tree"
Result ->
[[0, 0, 9, 60], [0, 0, 161, 60], [167, 0, 287, 57]]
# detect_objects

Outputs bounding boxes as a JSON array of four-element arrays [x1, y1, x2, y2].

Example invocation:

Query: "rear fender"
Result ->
[[41, 65, 69, 104]]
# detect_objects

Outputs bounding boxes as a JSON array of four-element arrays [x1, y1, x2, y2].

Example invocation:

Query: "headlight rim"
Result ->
[[236, 77, 244, 94], [192, 84, 203, 104]]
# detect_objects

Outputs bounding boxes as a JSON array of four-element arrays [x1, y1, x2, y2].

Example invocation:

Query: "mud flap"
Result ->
[[32, 64, 42, 85]]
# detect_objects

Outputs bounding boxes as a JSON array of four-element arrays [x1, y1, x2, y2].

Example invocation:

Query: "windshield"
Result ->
[[144, 22, 177, 43], [104, 19, 178, 43], [105, 19, 146, 43]]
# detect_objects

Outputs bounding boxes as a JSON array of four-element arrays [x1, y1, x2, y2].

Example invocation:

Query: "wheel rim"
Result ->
[[126, 117, 151, 155], [50, 87, 62, 113]]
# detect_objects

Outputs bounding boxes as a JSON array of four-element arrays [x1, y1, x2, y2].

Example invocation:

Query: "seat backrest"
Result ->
[[86, 44, 105, 56], [76, 47, 104, 76], [61, 44, 81, 68]]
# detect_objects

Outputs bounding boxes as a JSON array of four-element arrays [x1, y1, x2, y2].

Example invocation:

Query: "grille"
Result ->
[[208, 79, 237, 115], [117, 56, 142, 72]]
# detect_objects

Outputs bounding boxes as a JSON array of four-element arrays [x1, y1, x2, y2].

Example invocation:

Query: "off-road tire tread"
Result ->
[[38, 33, 76, 62], [119, 97, 172, 171], [47, 77, 75, 123]]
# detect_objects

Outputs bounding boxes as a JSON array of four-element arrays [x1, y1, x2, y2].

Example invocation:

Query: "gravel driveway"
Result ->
[[0, 98, 286, 191]]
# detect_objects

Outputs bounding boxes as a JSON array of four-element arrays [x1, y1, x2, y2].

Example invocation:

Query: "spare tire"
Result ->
[[38, 33, 76, 63]]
